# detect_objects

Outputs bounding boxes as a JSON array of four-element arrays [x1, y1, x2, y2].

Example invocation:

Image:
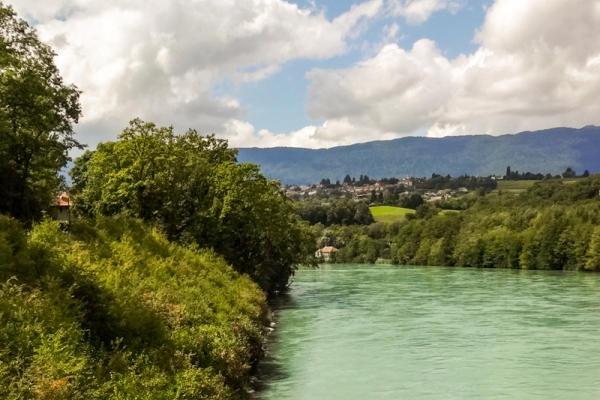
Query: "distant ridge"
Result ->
[[237, 126, 600, 185]]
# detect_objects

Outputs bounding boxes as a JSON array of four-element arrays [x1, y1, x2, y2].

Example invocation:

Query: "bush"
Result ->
[[0, 215, 269, 398]]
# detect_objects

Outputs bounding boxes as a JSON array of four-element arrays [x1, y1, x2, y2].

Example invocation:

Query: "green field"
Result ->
[[496, 180, 537, 192], [496, 179, 579, 193], [370, 206, 415, 223]]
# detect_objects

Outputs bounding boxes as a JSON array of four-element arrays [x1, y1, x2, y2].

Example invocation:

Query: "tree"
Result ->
[[399, 193, 424, 209], [343, 174, 352, 184], [71, 119, 314, 295], [582, 170, 590, 178], [0, 4, 82, 222], [562, 167, 576, 178]]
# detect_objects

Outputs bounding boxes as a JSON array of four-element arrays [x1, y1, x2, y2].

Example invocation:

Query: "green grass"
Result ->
[[0, 216, 268, 399], [497, 180, 538, 192], [496, 179, 580, 193], [370, 206, 414, 223]]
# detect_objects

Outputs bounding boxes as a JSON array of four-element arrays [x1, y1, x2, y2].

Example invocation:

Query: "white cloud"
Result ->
[[388, 0, 465, 24], [302, 0, 600, 145], [223, 120, 321, 148], [11, 0, 600, 151], [10, 0, 383, 149]]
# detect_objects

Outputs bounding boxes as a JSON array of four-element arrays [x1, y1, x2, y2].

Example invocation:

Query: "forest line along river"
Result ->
[[255, 264, 600, 400]]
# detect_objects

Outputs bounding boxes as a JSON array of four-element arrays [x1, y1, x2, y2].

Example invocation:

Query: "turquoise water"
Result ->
[[256, 264, 600, 399]]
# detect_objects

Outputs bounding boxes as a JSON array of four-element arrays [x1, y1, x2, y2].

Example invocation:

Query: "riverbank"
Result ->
[[0, 216, 270, 399]]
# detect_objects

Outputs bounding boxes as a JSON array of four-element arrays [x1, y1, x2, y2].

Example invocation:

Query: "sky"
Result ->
[[9, 0, 600, 150]]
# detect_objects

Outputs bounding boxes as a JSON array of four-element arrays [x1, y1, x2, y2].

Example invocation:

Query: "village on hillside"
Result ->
[[282, 167, 588, 204], [283, 174, 498, 203]]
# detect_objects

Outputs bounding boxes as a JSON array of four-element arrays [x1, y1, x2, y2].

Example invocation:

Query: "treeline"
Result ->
[[504, 166, 590, 180], [0, 5, 313, 398], [369, 191, 424, 208], [393, 177, 600, 270], [297, 199, 374, 226], [316, 176, 600, 270], [415, 174, 497, 191]]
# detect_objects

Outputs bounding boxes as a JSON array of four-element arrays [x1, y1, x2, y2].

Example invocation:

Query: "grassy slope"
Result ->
[[0, 216, 268, 399], [370, 206, 415, 223]]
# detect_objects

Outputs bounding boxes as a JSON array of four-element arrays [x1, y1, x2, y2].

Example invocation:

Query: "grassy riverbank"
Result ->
[[0, 216, 269, 398]]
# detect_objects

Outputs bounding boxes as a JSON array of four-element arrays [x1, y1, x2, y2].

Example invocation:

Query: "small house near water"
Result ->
[[315, 246, 339, 261]]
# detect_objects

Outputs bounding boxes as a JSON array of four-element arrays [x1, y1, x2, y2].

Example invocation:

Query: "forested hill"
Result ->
[[237, 126, 600, 184]]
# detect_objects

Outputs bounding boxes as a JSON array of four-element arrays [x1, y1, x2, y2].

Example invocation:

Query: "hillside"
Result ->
[[237, 126, 600, 185]]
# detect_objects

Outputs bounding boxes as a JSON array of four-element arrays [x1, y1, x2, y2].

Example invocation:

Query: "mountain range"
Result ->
[[237, 126, 600, 185]]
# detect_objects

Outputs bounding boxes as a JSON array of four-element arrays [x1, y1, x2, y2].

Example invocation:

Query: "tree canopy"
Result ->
[[0, 4, 82, 222], [71, 119, 315, 294]]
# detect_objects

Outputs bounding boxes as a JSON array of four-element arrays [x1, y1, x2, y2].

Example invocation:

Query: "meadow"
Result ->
[[496, 180, 537, 192], [370, 206, 415, 223], [496, 179, 579, 193]]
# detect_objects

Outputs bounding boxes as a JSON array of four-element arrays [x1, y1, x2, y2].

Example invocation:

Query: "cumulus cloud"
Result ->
[[223, 120, 321, 148], [11, 0, 383, 148], [11, 0, 600, 151], [303, 0, 600, 145]]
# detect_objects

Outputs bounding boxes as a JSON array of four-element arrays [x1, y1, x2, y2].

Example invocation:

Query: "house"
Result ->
[[53, 192, 71, 222], [315, 246, 339, 261]]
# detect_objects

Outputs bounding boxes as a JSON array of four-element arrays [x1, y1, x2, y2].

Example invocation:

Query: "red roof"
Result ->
[[56, 192, 70, 207], [320, 246, 339, 253]]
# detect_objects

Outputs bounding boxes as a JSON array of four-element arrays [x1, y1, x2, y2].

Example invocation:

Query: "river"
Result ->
[[256, 264, 600, 399]]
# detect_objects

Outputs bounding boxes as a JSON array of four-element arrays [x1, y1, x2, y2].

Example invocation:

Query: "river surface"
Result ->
[[256, 264, 600, 399]]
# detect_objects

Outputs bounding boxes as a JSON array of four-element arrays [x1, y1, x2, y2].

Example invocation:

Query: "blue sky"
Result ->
[[232, 0, 489, 134], [13, 0, 600, 150]]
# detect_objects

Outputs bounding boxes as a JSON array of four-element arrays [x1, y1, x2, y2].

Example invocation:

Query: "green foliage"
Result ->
[[392, 175, 600, 270], [297, 199, 374, 226], [0, 215, 268, 399], [398, 193, 424, 209], [313, 174, 600, 270], [71, 119, 314, 295], [0, 4, 82, 222]]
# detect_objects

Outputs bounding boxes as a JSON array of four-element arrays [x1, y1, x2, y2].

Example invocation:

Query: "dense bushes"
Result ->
[[0, 215, 268, 399]]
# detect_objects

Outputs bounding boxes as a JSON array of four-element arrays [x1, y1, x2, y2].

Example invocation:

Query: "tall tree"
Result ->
[[0, 4, 82, 222], [71, 119, 314, 294]]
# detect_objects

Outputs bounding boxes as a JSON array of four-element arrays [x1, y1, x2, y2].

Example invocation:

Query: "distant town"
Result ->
[[283, 167, 590, 203]]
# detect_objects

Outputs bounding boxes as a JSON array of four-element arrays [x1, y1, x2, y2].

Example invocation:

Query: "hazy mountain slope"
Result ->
[[237, 126, 600, 184]]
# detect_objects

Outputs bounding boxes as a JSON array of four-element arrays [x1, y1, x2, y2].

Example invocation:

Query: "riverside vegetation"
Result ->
[[2, 3, 600, 398], [0, 4, 313, 398], [307, 176, 600, 270]]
